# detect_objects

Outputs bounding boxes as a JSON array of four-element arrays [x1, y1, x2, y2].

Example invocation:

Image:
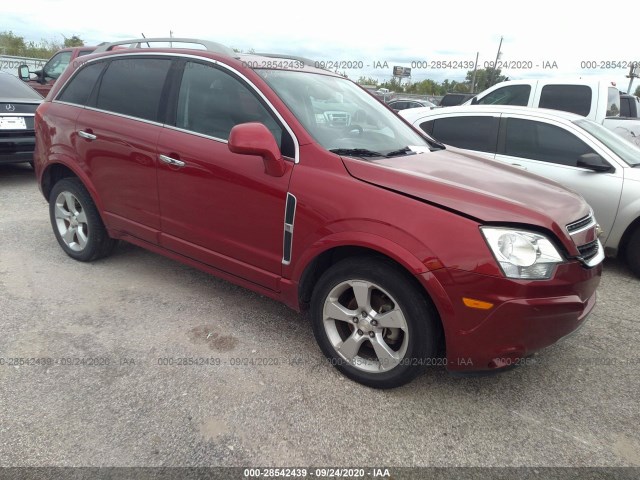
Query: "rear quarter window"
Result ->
[[57, 62, 105, 106], [95, 58, 172, 122]]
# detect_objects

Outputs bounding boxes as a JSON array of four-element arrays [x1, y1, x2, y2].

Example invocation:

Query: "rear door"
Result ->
[[156, 60, 296, 290], [495, 114, 623, 240], [74, 56, 173, 243]]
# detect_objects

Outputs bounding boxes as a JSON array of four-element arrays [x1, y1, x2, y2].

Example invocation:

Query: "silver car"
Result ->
[[400, 105, 640, 277]]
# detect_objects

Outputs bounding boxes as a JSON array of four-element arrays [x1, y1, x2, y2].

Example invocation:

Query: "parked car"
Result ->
[[439, 93, 476, 107], [0, 72, 42, 166], [464, 78, 640, 145], [34, 38, 603, 388], [387, 98, 436, 112], [18, 46, 97, 97], [400, 105, 640, 276]]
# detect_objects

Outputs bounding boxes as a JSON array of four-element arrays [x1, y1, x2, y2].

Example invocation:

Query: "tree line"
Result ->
[[357, 67, 507, 95], [0, 31, 84, 58]]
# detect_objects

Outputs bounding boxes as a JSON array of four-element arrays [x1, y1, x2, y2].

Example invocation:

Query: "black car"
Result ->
[[0, 72, 42, 165]]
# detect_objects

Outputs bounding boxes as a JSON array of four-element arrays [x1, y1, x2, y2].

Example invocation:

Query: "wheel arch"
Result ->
[[41, 161, 104, 212], [294, 240, 446, 355]]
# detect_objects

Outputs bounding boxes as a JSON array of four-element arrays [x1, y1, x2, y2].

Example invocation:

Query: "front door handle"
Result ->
[[159, 154, 185, 168], [78, 130, 97, 141], [511, 163, 527, 170]]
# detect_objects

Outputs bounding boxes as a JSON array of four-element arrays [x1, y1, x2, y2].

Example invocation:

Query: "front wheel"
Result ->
[[49, 178, 117, 262], [310, 257, 440, 389]]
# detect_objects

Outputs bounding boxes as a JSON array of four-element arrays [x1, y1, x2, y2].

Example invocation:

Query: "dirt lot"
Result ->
[[1, 163, 639, 468]]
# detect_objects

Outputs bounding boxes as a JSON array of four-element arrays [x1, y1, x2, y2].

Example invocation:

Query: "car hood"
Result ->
[[341, 146, 590, 251]]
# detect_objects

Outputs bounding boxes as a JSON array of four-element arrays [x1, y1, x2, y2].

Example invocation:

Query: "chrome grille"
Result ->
[[578, 239, 599, 262], [567, 213, 595, 234]]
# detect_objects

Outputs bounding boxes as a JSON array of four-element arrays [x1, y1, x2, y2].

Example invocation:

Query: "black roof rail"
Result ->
[[94, 37, 237, 57]]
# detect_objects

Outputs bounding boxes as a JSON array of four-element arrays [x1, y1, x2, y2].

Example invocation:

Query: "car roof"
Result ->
[[85, 38, 339, 77], [0, 72, 43, 103], [399, 105, 585, 123]]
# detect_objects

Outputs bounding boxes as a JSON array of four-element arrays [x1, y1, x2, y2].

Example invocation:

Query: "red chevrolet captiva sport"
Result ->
[[33, 38, 603, 388]]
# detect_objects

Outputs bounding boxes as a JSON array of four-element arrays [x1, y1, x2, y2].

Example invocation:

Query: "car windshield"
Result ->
[[574, 118, 640, 166], [256, 69, 438, 157], [0, 73, 42, 101]]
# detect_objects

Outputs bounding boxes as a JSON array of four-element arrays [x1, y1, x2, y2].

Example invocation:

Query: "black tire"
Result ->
[[626, 226, 640, 278], [49, 177, 117, 262], [310, 257, 440, 389]]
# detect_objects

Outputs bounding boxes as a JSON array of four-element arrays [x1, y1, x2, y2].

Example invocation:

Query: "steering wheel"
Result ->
[[342, 124, 363, 137]]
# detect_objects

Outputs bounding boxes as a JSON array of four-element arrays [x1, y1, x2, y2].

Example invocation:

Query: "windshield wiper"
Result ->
[[329, 148, 384, 158], [384, 147, 414, 158]]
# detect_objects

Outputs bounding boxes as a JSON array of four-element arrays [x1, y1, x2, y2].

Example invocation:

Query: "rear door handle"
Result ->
[[511, 163, 527, 170], [159, 154, 185, 168], [78, 130, 97, 141]]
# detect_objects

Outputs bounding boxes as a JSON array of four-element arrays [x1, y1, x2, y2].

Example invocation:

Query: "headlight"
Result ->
[[481, 227, 564, 280]]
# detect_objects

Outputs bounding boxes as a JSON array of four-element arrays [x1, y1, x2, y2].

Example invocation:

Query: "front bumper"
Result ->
[[422, 260, 602, 371]]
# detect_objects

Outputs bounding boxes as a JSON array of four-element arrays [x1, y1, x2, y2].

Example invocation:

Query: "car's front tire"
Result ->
[[49, 178, 117, 262], [310, 257, 440, 389]]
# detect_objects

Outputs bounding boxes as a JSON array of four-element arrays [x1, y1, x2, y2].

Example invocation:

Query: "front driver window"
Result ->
[[43, 51, 73, 80], [505, 118, 596, 166], [176, 61, 294, 157]]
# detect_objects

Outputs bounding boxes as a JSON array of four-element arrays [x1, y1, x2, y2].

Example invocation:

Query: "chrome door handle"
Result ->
[[159, 154, 185, 168], [78, 130, 97, 140]]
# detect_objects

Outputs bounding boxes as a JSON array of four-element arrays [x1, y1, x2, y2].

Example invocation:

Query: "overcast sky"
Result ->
[[3, 0, 639, 92]]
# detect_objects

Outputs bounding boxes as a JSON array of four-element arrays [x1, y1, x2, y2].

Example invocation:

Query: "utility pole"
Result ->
[[488, 36, 503, 88], [470, 51, 479, 93], [627, 62, 638, 94]]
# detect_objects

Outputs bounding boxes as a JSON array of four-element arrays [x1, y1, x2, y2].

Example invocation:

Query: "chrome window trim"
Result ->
[[52, 51, 300, 163]]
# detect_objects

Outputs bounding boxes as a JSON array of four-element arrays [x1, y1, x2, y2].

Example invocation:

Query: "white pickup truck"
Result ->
[[465, 79, 640, 146]]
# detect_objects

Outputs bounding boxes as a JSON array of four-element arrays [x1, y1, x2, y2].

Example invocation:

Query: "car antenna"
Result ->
[[141, 33, 151, 48]]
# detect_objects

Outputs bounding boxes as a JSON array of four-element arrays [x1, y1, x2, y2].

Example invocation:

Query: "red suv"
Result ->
[[33, 38, 603, 388]]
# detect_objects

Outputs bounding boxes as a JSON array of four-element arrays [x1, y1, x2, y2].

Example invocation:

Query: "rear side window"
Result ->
[[430, 116, 499, 153], [96, 58, 172, 122], [57, 62, 105, 106], [539, 85, 591, 116], [476, 85, 530, 106], [504, 118, 596, 166]]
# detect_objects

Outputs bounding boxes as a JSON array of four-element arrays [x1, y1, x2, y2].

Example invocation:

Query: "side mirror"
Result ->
[[470, 97, 479, 105], [228, 122, 286, 177], [18, 65, 30, 81], [577, 153, 613, 173]]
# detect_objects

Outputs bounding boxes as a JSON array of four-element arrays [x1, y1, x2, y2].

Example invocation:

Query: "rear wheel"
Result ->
[[310, 257, 440, 389], [49, 178, 117, 262], [626, 226, 640, 278]]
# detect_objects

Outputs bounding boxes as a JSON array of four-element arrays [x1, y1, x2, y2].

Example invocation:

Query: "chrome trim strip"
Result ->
[[282, 193, 297, 265], [0, 113, 35, 117], [52, 51, 300, 163], [83, 106, 165, 127], [581, 240, 605, 268]]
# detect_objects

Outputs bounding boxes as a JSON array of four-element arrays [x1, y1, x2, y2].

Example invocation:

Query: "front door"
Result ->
[[156, 60, 296, 290]]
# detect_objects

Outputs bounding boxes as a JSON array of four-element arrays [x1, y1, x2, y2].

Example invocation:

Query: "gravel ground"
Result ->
[[0, 163, 639, 469]]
